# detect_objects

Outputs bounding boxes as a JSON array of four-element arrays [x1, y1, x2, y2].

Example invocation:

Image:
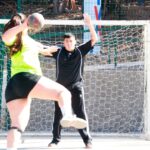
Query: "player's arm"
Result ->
[[83, 13, 98, 46], [40, 46, 58, 56], [37, 43, 58, 56], [2, 19, 28, 44]]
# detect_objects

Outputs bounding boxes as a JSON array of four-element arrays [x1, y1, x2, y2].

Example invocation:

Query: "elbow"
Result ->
[[95, 35, 98, 43], [91, 36, 98, 46], [95, 33, 98, 41], [1, 35, 5, 42], [1, 34, 7, 43]]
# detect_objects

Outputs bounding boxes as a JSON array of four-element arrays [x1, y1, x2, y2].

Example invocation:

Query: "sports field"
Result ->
[[1, 134, 150, 150]]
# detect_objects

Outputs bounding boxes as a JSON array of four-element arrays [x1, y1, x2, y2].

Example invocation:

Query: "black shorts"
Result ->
[[5, 72, 41, 103]]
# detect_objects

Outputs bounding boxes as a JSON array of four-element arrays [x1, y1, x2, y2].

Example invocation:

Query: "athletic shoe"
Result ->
[[60, 115, 87, 129], [85, 141, 92, 149], [48, 139, 60, 147]]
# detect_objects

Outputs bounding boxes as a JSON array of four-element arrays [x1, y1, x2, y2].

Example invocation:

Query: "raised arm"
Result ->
[[83, 14, 98, 46], [2, 19, 28, 44]]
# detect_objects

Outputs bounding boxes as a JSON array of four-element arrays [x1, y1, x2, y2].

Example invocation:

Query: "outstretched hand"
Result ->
[[83, 13, 92, 26], [48, 46, 58, 56], [83, 13, 98, 46], [38, 43, 58, 56]]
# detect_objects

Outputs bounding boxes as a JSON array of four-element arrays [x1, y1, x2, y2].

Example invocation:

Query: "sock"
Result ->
[[60, 105, 72, 117]]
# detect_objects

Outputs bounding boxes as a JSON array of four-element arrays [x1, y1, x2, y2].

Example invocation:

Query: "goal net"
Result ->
[[0, 19, 150, 138]]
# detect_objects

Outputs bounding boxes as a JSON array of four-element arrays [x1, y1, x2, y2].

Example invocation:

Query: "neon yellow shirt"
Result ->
[[5, 35, 42, 77]]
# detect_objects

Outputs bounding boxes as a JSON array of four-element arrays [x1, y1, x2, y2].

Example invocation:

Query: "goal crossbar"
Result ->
[[0, 19, 150, 26]]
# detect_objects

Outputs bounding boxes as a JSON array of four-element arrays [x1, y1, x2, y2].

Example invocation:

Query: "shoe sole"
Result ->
[[71, 118, 87, 129], [85, 143, 92, 149], [48, 143, 58, 147], [60, 118, 87, 129], [60, 118, 71, 128]]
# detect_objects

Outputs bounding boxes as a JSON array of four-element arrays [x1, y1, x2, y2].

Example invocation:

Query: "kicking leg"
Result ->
[[28, 76, 87, 129]]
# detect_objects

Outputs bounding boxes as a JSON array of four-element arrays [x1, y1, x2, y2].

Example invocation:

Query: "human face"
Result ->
[[63, 36, 76, 51]]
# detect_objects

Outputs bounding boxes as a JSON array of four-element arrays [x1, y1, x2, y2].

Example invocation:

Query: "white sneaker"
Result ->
[[60, 115, 87, 129]]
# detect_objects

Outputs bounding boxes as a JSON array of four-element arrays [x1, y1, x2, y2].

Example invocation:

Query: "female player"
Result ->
[[2, 13, 87, 150]]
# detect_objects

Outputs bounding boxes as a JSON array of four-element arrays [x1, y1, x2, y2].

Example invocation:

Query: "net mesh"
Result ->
[[0, 0, 150, 20], [0, 20, 147, 135]]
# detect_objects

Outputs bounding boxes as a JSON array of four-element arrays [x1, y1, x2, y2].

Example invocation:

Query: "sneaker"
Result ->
[[60, 115, 87, 129], [85, 141, 92, 149], [48, 139, 60, 147]]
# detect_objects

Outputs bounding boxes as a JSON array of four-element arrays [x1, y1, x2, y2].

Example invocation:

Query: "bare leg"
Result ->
[[29, 76, 87, 128], [6, 76, 86, 149], [71, 0, 76, 11], [28, 76, 72, 115], [6, 98, 31, 149]]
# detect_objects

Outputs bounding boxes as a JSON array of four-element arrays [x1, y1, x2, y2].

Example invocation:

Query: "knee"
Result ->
[[58, 88, 71, 100], [56, 89, 71, 108]]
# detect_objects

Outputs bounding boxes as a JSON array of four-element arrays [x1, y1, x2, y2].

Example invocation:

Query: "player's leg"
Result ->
[[48, 101, 62, 147], [71, 0, 76, 11], [71, 84, 92, 148], [6, 98, 31, 149], [28, 76, 87, 129], [53, 0, 59, 14], [28, 76, 72, 114]]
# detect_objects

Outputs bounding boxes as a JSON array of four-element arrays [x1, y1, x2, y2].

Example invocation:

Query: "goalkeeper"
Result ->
[[48, 14, 98, 149]]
